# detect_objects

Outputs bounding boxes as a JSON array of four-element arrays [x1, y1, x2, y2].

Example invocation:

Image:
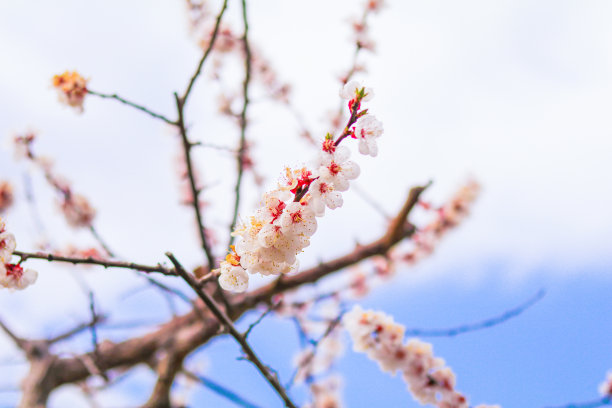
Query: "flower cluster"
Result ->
[[0, 218, 37, 290], [217, 82, 383, 292], [343, 306, 499, 408], [52, 71, 88, 112], [599, 371, 612, 397]]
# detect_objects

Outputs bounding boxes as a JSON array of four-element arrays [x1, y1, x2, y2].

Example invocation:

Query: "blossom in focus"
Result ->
[[352, 114, 383, 157], [316, 145, 360, 192], [218, 262, 249, 293], [52, 71, 88, 112], [339, 80, 374, 102], [219, 83, 379, 292]]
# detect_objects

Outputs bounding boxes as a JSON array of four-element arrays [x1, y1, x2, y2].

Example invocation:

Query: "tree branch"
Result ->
[[14, 250, 176, 276], [167, 253, 298, 408], [86, 90, 176, 125]]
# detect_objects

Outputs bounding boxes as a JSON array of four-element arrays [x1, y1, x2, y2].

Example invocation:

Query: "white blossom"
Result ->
[[317, 146, 360, 192], [353, 115, 383, 157], [0, 264, 38, 290], [0, 231, 16, 262], [339, 80, 374, 101], [218, 263, 249, 293]]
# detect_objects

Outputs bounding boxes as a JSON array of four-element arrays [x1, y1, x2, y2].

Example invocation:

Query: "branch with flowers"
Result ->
[[2, 1, 594, 408]]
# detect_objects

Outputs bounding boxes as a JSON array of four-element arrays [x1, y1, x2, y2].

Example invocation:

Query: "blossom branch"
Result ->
[[86, 90, 176, 125], [242, 182, 430, 306], [16, 182, 429, 405], [167, 252, 298, 408]]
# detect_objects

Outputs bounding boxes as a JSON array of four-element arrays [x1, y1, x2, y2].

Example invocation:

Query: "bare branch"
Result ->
[[543, 397, 612, 408], [86, 89, 176, 125], [404, 289, 546, 337], [14, 250, 176, 276], [174, 92, 216, 272], [182, 369, 263, 408]]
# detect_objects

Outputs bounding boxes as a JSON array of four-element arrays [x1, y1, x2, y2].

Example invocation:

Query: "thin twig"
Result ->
[[181, 0, 230, 103], [167, 253, 298, 408], [286, 313, 343, 388], [543, 397, 612, 408], [228, 0, 253, 246], [182, 369, 264, 408], [174, 93, 216, 273], [14, 250, 176, 276], [404, 289, 546, 337], [86, 90, 176, 125], [244, 304, 277, 339], [88, 225, 115, 258], [48, 315, 106, 345]]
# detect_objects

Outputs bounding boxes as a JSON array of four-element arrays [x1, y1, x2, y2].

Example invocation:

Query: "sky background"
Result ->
[[0, 0, 611, 407]]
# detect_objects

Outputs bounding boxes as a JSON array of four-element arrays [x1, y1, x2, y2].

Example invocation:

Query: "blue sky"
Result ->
[[1, 0, 612, 407]]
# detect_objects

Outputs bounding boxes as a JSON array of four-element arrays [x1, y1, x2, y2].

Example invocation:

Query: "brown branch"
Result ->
[[228, 0, 253, 246], [143, 347, 186, 408], [0, 318, 26, 350], [47, 315, 106, 345], [14, 250, 176, 276], [86, 90, 176, 125], [167, 253, 298, 408], [174, 92, 216, 272]]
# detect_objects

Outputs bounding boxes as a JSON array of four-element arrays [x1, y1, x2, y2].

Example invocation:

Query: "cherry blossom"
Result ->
[[352, 114, 383, 157], [339, 80, 374, 102], [52, 71, 88, 112]]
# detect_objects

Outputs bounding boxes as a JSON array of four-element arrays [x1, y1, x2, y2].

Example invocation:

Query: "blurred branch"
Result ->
[[404, 289, 546, 337], [182, 369, 263, 408], [544, 397, 612, 408]]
